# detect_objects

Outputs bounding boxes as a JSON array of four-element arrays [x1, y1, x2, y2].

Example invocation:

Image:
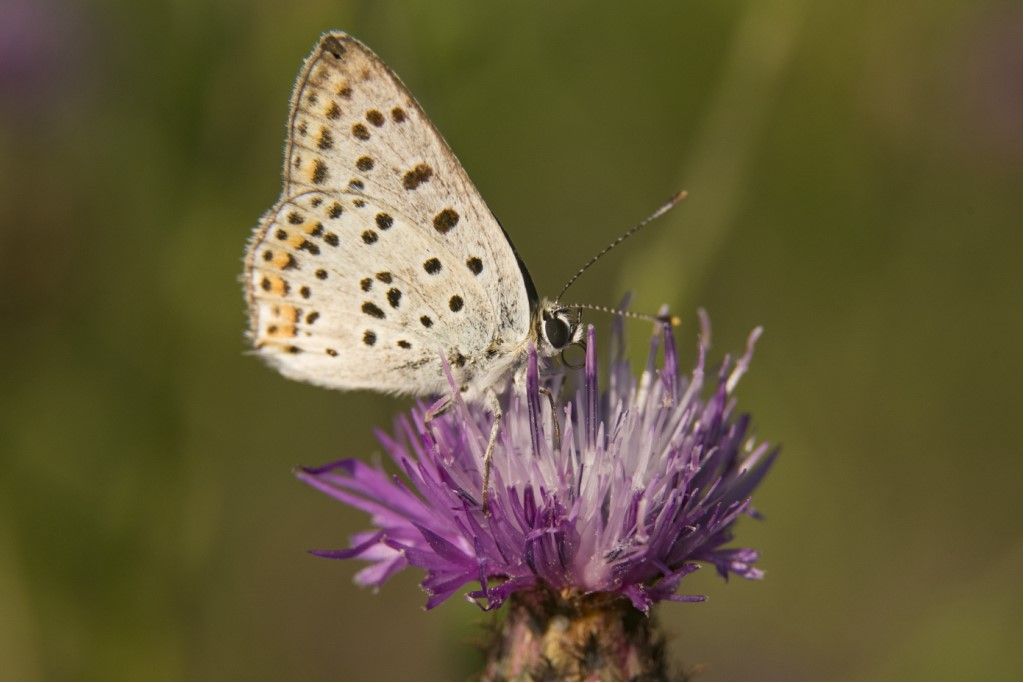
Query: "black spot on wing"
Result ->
[[387, 288, 402, 308], [321, 35, 346, 59], [402, 163, 433, 190], [311, 159, 328, 184], [318, 128, 334, 150], [433, 209, 459, 234]]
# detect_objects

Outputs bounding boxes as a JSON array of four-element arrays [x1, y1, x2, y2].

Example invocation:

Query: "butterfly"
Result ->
[[244, 31, 585, 402], [243, 32, 683, 503]]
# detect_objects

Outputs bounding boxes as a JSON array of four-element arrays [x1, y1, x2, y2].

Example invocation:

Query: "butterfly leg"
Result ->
[[480, 389, 503, 515], [538, 387, 561, 451], [423, 395, 452, 452], [424, 392, 500, 514]]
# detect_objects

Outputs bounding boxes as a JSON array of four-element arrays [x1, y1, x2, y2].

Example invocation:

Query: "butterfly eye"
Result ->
[[544, 316, 571, 350]]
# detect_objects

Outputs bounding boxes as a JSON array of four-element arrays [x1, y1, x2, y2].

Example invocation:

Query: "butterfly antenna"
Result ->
[[555, 189, 688, 302], [567, 302, 682, 327]]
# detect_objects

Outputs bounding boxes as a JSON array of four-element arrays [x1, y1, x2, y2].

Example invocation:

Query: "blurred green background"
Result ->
[[1, 0, 1019, 679]]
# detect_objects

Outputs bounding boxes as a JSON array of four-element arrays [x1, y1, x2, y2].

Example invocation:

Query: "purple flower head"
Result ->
[[298, 311, 777, 613]]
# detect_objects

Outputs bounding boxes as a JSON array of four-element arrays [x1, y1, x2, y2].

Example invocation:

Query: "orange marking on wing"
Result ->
[[268, 275, 288, 296], [279, 305, 299, 323], [258, 339, 297, 351]]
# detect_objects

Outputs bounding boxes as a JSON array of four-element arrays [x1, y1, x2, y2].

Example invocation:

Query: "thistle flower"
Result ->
[[298, 313, 776, 679]]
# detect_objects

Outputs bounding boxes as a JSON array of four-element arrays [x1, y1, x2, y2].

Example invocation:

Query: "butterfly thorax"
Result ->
[[443, 299, 583, 402]]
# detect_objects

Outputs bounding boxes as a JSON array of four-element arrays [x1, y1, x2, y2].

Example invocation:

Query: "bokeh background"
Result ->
[[1, 0, 1019, 679]]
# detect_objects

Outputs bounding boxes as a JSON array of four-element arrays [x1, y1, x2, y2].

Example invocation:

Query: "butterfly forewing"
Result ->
[[245, 32, 532, 395]]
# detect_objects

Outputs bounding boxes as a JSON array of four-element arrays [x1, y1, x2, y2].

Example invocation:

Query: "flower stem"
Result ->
[[481, 589, 669, 681]]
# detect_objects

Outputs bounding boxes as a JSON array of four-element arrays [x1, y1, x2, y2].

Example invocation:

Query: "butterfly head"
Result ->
[[536, 302, 585, 356]]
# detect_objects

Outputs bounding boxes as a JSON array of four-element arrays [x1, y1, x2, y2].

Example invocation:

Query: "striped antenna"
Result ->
[[555, 189, 688, 302], [567, 302, 681, 327]]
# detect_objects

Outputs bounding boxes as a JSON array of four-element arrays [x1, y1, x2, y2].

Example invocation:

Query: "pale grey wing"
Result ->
[[280, 31, 532, 341], [245, 190, 499, 395]]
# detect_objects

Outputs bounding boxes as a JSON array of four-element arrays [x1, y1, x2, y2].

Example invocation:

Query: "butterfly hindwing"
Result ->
[[248, 189, 508, 394]]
